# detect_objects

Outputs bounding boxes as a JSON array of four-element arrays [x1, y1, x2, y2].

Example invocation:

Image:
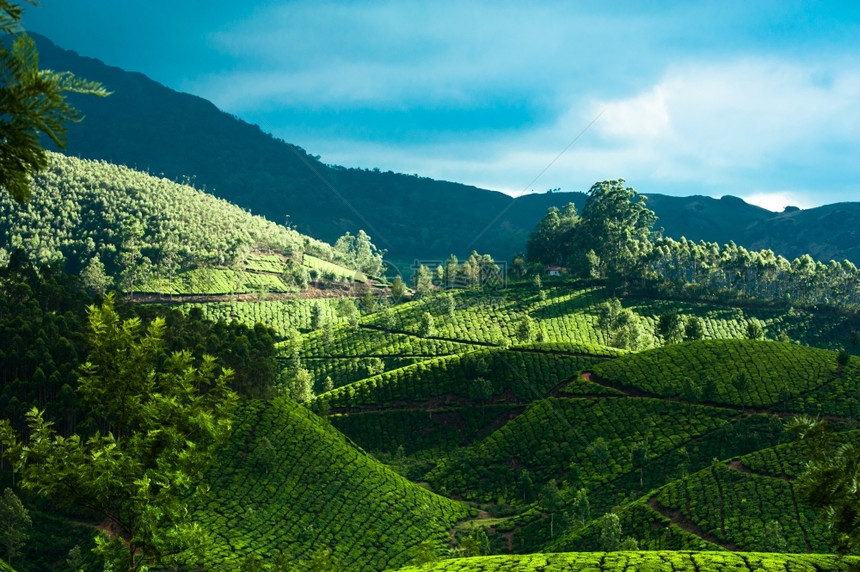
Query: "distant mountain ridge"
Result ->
[[31, 33, 860, 266]]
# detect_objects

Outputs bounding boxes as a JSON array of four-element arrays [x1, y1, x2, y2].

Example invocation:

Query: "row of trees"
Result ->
[[526, 180, 860, 309], [649, 237, 860, 307], [411, 251, 503, 296]]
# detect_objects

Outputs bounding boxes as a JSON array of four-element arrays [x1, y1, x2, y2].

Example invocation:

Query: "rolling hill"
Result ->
[[194, 398, 471, 570], [3, 34, 860, 569], [0, 152, 372, 296]]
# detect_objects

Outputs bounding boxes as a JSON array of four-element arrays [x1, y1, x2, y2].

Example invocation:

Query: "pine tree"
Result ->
[[0, 1, 109, 203]]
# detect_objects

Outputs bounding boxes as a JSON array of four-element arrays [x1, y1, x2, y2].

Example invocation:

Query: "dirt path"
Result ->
[[647, 497, 738, 551], [130, 283, 377, 304], [725, 461, 812, 552], [727, 460, 790, 482]]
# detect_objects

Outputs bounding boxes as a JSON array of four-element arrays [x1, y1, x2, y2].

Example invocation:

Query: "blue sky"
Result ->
[[25, 1, 860, 211]]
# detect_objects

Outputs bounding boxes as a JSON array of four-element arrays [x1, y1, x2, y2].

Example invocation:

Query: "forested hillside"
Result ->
[[3, 15, 860, 572], [0, 152, 382, 295], [31, 33, 860, 267]]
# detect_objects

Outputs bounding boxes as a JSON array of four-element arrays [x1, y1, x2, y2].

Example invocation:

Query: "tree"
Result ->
[[469, 376, 494, 416], [732, 372, 750, 404], [526, 203, 579, 266], [65, 544, 84, 572], [657, 311, 683, 345], [412, 539, 437, 568], [322, 375, 334, 393], [837, 349, 850, 375], [587, 437, 611, 469], [0, 487, 30, 566], [571, 488, 591, 526], [788, 415, 860, 553], [334, 230, 385, 276], [578, 180, 658, 284], [701, 376, 718, 402], [539, 479, 565, 538], [80, 254, 111, 296], [412, 264, 432, 298], [336, 298, 359, 326], [596, 298, 651, 351], [632, 442, 648, 488], [515, 314, 536, 343], [118, 218, 146, 294], [285, 367, 315, 403], [762, 520, 787, 552], [0, 294, 238, 571], [746, 319, 765, 340], [359, 288, 377, 314], [0, 1, 109, 203], [389, 274, 406, 300], [684, 316, 705, 341], [307, 547, 342, 572], [600, 512, 622, 552], [310, 302, 325, 330], [418, 312, 435, 337], [441, 292, 456, 317]]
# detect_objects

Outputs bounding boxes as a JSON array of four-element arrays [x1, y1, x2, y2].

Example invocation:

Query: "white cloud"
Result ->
[[740, 192, 816, 212], [195, 3, 860, 209]]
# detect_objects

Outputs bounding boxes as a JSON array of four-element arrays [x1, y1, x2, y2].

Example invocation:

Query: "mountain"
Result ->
[[30, 33, 860, 267]]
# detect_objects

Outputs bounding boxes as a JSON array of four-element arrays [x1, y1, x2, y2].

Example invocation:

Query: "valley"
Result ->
[[1, 9, 860, 570]]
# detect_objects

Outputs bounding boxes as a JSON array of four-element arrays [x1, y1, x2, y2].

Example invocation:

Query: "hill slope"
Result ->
[[196, 398, 471, 570], [0, 152, 368, 294]]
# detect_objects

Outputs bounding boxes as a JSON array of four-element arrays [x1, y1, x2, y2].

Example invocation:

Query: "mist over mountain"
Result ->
[[32, 33, 860, 267]]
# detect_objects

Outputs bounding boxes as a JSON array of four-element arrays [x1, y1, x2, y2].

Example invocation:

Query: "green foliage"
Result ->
[[194, 399, 469, 570], [597, 298, 653, 350], [412, 265, 432, 297], [427, 398, 736, 502], [0, 487, 30, 566], [525, 181, 659, 285], [650, 237, 860, 310], [0, 153, 376, 292], [0, 295, 238, 571], [180, 299, 344, 339], [746, 318, 765, 340], [312, 349, 597, 412], [0, 2, 109, 203], [762, 520, 788, 553], [390, 274, 406, 300], [591, 339, 843, 409], [514, 315, 535, 343], [525, 203, 579, 267], [789, 417, 860, 553], [654, 461, 828, 552], [684, 315, 705, 341], [599, 512, 622, 552], [657, 311, 684, 344], [329, 404, 521, 461], [575, 180, 657, 283], [334, 230, 384, 276], [394, 551, 860, 571], [418, 312, 435, 337]]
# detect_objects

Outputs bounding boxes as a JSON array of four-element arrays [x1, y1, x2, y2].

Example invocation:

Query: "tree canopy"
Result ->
[[525, 180, 658, 284], [0, 0, 109, 203], [0, 294, 238, 571]]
